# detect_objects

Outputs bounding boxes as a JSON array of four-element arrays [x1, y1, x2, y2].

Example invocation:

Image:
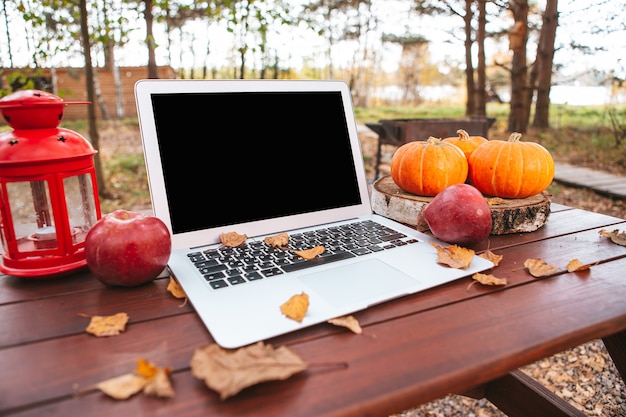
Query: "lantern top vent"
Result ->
[[0, 90, 90, 129]]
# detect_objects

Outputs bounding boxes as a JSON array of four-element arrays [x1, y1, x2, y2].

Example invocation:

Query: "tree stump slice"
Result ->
[[371, 176, 551, 235]]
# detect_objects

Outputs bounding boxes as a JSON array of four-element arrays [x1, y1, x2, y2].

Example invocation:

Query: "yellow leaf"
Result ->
[[430, 242, 474, 269], [190, 342, 307, 400], [566, 259, 593, 272], [468, 272, 508, 290], [264, 233, 289, 248], [524, 258, 560, 277], [293, 245, 325, 260], [167, 276, 186, 299], [599, 229, 626, 246], [221, 231, 247, 247], [96, 373, 147, 400], [143, 366, 175, 398], [280, 292, 309, 322], [478, 249, 503, 266], [328, 315, 362, 334], [85, 312, 129, 337]]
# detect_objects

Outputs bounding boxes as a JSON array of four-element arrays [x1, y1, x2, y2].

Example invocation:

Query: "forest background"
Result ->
[[0, 0, 625, 201]]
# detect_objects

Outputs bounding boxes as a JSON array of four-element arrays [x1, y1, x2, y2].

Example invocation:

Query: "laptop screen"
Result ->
[[150, 91, 363, 235]]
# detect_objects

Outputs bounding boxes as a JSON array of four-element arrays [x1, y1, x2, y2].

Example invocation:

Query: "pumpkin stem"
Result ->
[[508, 132, 523, 142], [427, 136, 442, 144], [456, 129, 470, 141]]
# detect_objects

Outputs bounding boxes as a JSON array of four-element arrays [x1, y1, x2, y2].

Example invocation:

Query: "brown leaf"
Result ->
[[566, 259, 593, 272], [94, 358, 175, 400], [524, 258, 560, 277], [328, 315, 362, 334], [221, 231, 248, 247], [143, 367, 175, 398], [430, 242, 474, 269], [167, 276, 187, 305], [599, 229, 626, 246], [264, 233, 290, 248], [280, 292, 309, 322], [190, 342, 307, 400], [468, 272, 508, 290], [479, 249, 503, 266], [85, 312, 129, 337], [96, 373, 147, 400], [293, 245, 325, 260]]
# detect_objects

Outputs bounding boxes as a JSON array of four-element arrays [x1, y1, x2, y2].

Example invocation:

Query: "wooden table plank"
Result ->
[[2, 252, 626, 417]]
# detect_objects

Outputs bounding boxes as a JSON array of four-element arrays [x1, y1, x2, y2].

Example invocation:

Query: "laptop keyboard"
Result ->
[[186, 220, 419, 289]]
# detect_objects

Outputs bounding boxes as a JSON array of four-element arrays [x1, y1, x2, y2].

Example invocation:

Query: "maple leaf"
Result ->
[[524, 258, 560, 277], [280, 292, 309, 322], [264, 233, 290, 248], [85, 312, 129, 337], [479, 249, 503, 266], [328, 315, 362, 334], [487, 197, 507, 206], [599, 229, 626, 246], [190, 342, 307, 400], [430, 242, 474, 269], [468, 272, 508, 290], [221, 231, 248, 247], [293, 245, 325, 260]]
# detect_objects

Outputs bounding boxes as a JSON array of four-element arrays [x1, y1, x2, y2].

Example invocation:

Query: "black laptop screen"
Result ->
[[150, 91, 363, 235]]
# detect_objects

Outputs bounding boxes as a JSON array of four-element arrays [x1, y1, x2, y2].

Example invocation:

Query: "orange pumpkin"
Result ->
[[469, 132, 555, 199], [390, 137, 468, 196], [442, 129, 488, 161]]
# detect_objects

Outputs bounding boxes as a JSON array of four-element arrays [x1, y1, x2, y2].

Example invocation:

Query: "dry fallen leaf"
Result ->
[[85, 312, 129, 337], [524, 258, 560, 277], [328, 315, 362, 334], [430, 242, 474, 269], [479, 249, 503, 266], [599, 229, 626, 246], [468, 272, 508, 290], [95, 358, 174, 400], [566, 259, 593, 272], [190, 342, 307, 400], [167, 276, 188, 306], [293, 245, 325, 260], [221, 231, 248, 247], [280, 292, 309, 322], [264, 233, 290, 248], [96, 373, 147, 400]]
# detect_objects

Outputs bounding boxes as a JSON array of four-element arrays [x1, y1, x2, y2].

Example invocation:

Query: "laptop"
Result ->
[[134, 79, 493, 348]]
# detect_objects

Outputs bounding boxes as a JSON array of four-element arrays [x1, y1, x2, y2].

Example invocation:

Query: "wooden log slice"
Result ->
[[370, 176, 551, 235]]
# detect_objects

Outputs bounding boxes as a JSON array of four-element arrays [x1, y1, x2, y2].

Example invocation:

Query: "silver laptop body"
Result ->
[[135, 79, 493, 348]]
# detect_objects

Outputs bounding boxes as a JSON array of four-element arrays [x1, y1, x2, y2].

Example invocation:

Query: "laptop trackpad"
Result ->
[[298, 259, 418, 309]]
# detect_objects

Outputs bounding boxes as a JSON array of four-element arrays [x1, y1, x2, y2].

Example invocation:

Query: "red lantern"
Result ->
[[0, 90, 101, 278]]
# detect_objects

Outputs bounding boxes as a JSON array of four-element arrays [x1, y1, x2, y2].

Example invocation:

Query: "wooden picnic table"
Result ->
[[1, 202, 626, 417]]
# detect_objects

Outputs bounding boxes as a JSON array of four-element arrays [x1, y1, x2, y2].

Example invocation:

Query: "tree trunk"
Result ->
[[475, 0, 487, 116], [507, 0, 529, 133], [533, 0, 558, 128], [144, 0, 159, 79], [463, 0, 476, 116], [79, 0, 108, 197]]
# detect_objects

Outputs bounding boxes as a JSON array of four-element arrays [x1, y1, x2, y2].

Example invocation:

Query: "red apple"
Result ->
[[85, 210, 172, 287], [422, 184, 492, 245]]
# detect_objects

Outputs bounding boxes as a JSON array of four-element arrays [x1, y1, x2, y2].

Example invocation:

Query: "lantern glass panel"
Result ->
[[6, 180, 56, 251], [63, 173, 97, 244]]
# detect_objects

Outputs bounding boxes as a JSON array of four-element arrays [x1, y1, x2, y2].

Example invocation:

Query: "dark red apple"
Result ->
[[85, 210, 172, 287], [422, 184, 492, 245]]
